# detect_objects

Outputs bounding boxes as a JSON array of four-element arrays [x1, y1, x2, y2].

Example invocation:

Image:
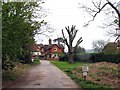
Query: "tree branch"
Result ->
[[62, 29, 69, 49], [71, 29, 78, 42], [84, 2, 109, 27], [74, 37, 83, 50], [107, 1, 120, 27]]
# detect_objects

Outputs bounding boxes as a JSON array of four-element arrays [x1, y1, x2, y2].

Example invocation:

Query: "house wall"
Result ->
[[51, 54, 58, 58], [40, 44, 63, 60], [51, 45, 62, 53], [33, 52, 41, 56]]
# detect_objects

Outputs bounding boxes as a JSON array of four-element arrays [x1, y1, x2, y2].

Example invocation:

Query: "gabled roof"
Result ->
[[43, 45, 49, 51], [31, 39, 64, 53], [31, 44, 41, 52], [37, 44, 44, 49], [102, 42, 117, 53], [58, 44, 64, 50], [44, 44, 64, 51]]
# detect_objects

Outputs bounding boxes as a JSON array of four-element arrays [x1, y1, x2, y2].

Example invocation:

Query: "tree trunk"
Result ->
[[68, 53, 74, 63]]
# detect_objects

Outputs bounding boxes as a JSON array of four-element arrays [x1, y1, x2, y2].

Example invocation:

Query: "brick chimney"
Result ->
[[49, 38, 52, 45]]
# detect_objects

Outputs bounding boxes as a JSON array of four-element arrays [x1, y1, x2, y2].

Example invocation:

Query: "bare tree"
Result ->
[[92, 39, 108, 53], [62, 25, 83, 63], [53, 37, 65, 45], [80, 0, 120, 40], [32, 1, 54, 38]]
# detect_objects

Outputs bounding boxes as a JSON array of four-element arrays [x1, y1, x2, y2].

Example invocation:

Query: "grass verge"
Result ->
[[51, 61, 116, 89]]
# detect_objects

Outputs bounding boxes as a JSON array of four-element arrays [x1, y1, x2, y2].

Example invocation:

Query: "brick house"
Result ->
[[32, 39, 64, 60], [31, 44, 43, 59]]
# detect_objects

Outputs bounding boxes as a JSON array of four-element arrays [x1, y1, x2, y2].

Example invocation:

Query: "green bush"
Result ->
[[91, 53, 120, 63], [74, 53, 92, 62], [74, 53, 120, 64], [59, 53, 68, 61], [2, 60, 16, 70], [38, 55, 44, 59], [33, 59, 40, 64]]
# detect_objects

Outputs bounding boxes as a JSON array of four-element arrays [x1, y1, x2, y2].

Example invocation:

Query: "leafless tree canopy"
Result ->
[[79, 0, 120, 41], [62, 25, 83, 63], [80, 0, 120, 27], [92, 39, 108, 53]]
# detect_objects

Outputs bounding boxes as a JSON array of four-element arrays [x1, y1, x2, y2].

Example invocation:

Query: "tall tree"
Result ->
[[62, 25, 83, 63], [2, 1, 46, 70]]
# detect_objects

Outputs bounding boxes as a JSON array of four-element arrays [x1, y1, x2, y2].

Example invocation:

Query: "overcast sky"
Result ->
[[34, 0, 119, 50]]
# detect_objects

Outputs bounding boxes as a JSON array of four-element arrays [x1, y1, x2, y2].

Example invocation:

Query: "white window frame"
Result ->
[[54, 48, 57, 52]]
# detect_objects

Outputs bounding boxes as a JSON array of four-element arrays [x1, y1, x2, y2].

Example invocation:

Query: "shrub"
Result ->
[[2, 59, 16, 70], [38, 55, 44, 59], [74, 53, 92, 63], [59, 53, 68, 61], [91, 53, 120, 63], [33, 59, 40, 64], [74, 53, 120, 64]]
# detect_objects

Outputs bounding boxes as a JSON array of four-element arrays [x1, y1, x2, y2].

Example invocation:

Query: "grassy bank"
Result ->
[[51, 61, 119, 89], [51, 61, 88, 73], [3, 59, 40, 83]]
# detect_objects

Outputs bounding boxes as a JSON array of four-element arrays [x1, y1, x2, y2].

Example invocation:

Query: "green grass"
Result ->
[[33, 59, 41, 64], [51, 61, 89, 78], [51, 61, 109, 89], [51, 61, 88, 71]]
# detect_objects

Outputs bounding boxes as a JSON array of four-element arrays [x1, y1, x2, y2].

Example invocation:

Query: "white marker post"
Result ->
[[82, 66, 89, 80]]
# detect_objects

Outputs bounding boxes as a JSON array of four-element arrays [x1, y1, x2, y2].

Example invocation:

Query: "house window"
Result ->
[[41, 48, 44, 52], [54, 54, 58, 58], [54, 48, 57, 52]]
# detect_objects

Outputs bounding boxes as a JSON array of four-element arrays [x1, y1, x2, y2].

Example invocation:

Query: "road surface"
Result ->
[[5, 60, 79, 88]]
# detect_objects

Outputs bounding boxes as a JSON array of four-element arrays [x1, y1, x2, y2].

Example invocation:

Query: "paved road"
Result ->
[[7, 60, 79, 88]]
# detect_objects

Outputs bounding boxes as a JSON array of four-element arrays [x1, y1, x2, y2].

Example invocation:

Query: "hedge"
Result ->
[[60, 53, 120, 64], [74, 53, 120, 64], [59, 53, 68, 61]]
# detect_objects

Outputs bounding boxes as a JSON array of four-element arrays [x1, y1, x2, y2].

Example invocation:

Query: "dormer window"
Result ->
[[54, 48, 57, 52]]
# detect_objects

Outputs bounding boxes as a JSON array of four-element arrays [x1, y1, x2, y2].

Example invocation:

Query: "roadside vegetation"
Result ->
[[2, 59, 40, 87], [51, 61, 119, 89], [2, 1, 46, 71]]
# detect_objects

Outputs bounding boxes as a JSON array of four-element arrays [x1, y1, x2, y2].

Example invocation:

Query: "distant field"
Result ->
[[51, 61, 119, 88]]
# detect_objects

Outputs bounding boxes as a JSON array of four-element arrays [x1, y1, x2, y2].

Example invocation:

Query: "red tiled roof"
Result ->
[[31, 43, 64, 53], [31, 44, 41, 52], [44, 44, 64, 51]]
